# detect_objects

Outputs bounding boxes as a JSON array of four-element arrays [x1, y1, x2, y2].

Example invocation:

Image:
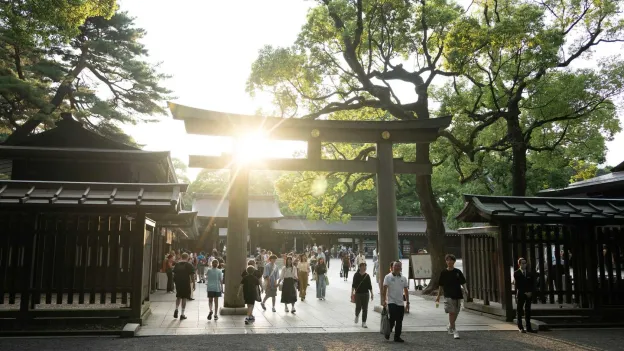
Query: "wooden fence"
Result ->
[[0, 212, 152, 322], [460, 225, 624, 321]]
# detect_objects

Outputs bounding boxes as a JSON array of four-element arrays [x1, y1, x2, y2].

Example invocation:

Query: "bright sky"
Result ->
[[120, 0, 623, 181]]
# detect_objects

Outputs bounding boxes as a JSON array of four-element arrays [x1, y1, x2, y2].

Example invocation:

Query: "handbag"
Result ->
[[255, 285, 262, 302], [351, 273, 367, 303], [380, 306, 391, 336], [324, 274, 329, 286]]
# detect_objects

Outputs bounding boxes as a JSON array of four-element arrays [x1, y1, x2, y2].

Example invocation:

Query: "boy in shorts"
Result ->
[[435, 254, 468, 339]]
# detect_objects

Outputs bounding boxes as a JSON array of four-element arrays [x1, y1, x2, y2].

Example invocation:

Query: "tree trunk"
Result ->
[[416, 143, 447, 294], [506, 115, 527, 196]]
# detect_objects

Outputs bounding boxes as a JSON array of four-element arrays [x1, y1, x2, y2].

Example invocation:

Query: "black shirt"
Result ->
[[352, 271, 373, 293], [315, 263, 327, 275], [240, 274, 260, 299], [439, 268, 466, 299], [173, 262, 195, 285]]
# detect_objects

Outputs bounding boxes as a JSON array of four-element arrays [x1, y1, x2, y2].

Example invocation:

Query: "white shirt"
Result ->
[[383, 273, 408, 305], [356, 255, 366, 266], [317, 252, 326, 261], [298, 261, 310, 273], [280, 266, 298, 280]]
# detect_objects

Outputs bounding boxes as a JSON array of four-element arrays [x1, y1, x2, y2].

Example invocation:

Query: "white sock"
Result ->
[[181, 308, 185, 315]]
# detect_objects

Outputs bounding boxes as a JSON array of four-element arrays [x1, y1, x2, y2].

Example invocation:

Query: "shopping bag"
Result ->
[[380, 307, 391, 336], [324, 275, 329, 286]]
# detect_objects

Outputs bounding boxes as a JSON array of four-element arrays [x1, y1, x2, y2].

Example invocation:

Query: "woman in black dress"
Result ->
[[279, 256, 298, 313]]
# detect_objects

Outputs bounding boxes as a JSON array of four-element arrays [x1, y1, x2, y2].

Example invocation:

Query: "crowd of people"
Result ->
[[160, 245, 479, 343]]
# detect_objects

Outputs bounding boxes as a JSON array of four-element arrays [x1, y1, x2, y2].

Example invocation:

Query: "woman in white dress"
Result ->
[[279, 256, 298, 313]]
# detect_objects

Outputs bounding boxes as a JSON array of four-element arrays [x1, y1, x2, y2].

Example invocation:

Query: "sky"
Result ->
[[119, 0, 623, 181]]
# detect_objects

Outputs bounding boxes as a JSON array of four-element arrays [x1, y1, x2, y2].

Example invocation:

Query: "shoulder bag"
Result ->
[[351, 273, 367, 303]]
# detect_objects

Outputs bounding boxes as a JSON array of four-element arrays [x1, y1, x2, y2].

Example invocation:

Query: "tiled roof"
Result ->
[[272, 216, 458, 236], [192, 194, 284, 220], [0, 180, 187, 213], [456, 194, 624, 223]]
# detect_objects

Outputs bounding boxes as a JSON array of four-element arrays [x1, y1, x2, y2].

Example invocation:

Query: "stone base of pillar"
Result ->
[[219, 307, 249, 315]]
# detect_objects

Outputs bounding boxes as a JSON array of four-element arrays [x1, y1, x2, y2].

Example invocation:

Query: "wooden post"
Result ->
[[131, 212, 147, 320], [376, 141, 399, 301], [223, 163, 249, 309], [498, 224, 514, 321]]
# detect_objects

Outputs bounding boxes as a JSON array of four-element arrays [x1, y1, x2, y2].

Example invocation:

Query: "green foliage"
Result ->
[[0, 4, 171, 144]]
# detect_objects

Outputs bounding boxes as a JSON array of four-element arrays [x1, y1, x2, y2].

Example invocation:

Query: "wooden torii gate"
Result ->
[[169, 102, 451, 311]]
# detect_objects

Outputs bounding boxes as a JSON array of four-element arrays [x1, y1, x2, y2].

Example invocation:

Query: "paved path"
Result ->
[[139, 258, 515, 336], [2, 330, 624, 350]]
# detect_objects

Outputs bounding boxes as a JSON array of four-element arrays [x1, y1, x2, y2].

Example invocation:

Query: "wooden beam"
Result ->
[[189, 155, 433, 175]]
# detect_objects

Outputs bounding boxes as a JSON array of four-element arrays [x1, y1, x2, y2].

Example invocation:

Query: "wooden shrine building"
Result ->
[[0, 113, 191, 326]]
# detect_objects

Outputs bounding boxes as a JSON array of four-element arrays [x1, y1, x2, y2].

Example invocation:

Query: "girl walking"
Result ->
[[298, 254, 310, 301], [261, 255, 279, 312], [206, 259, 223, 321], [352, 262, 374, 328], [342, 254, 351, 281], [279, 256, 298, 313], [315, 257, 327, 300]]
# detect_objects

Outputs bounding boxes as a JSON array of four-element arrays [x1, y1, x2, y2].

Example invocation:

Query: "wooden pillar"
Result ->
[[223, 164, 249, 309], [376, 141, 399, 299], [131, 212, 147, 320], [498, 224, 514, 321]]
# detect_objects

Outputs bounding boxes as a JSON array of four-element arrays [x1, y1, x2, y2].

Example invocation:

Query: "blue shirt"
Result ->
[[206, 268, 223, 292]]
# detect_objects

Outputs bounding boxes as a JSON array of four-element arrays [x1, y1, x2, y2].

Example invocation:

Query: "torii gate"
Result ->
[[169, 102, 451, 313]]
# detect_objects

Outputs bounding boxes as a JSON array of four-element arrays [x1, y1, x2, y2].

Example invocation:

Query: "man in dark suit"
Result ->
[[514, 257, 536, 333]]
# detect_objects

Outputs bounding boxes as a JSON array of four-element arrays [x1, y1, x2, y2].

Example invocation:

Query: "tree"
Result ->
[[1, 6, 171, 145], [248, 0, 464, 292], [439, 0, 624, 196]]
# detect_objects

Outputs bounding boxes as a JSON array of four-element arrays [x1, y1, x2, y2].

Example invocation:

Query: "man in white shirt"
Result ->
[[382, 261, 409, 343], [317, 248, 325, 262], [356, 251, 366, 267]]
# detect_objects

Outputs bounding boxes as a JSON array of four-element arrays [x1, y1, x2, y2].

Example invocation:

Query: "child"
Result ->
[[435, 254, 468, 340], [239, 265, 262, 325]]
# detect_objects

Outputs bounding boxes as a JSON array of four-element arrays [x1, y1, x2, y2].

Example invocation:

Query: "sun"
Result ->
[[233, 131, 270, 164]]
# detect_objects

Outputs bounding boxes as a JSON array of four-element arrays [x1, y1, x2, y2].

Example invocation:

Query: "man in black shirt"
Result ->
[[436, 254, 467, 340], [514, 257, 536, 333]]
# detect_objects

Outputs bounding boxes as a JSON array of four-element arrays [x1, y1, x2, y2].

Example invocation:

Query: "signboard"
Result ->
[[410, 254, 432, 279]]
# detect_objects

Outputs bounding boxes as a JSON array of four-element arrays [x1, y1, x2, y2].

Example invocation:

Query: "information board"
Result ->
[[410, 254, 432, 279]]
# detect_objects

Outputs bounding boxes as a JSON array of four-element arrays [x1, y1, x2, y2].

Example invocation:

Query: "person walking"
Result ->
[[352, 262, 374, 328], [297, 254, 310, 301], [172, 253, 195, 320], [197, 252, 207, 283], [382, 261, 409, 342], [188, 253, 197, 300], [355, 251, 366, 268], [514, 257, 536, 333], [279, 256, 298, 313], [342, 254, 351, 281], [165, 254, 175, 293], [206, 259, 223, 321], [315, 257, 327, 300], [239, 265, 262, 325], [435, 254, 468, 340], [261, 254, 279, 312]]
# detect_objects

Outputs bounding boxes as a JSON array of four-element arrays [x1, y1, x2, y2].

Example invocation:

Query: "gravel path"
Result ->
[[1, 330, 623, 351]]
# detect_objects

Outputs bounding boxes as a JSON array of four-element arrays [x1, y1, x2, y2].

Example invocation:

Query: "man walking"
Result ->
[[514, 257, 537, 333], [382, 261, 409, 342], [436, 254, 467, 339]]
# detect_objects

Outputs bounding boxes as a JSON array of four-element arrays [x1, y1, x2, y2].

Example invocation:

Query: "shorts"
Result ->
[[208, 291, 222, 298], [444, 298, 461, 314]]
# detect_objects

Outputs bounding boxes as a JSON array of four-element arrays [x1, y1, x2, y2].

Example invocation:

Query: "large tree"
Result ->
[[248, 0, 463, 292], [1, 3, 171, 145], [439, 0, 624, 196]]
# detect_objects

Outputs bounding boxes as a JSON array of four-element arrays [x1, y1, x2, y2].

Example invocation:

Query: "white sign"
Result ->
[[410, 254, 432, 279]]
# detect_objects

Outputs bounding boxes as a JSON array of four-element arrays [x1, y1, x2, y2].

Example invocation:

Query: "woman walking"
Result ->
[[352, 262, 374, 328], [297, 254, 310, 301], [342, 254, 351, 281], [315, 257, 327, 300], [165, 254, 175, 293], [261, 255, 279, 312], [279, 256, 298, 313], [206, 259, 223, 321]]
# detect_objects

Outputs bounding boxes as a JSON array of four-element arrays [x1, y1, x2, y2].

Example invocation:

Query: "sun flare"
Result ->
[[233, 131, 270, 164]]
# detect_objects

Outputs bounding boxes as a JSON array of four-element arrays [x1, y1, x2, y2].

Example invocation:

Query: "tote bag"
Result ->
[[380, 306, 391, 336]]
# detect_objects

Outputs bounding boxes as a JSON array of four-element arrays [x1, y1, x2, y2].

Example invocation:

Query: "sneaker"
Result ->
[[272, 307, 276, 312], [362, 322, 367, 328], [384, 334, 390, 340], [244, 319, 249, 325], [285, 306, 289, 312], [355, 315, 359, 324], [394, 337, 405, 342], [291, 308, 296, 313], [519, 328, 526, 333], [173, 309, 178, 319], [261, 303, 266, 311], [180, 315, 187, 320], [214, 315, 219, 321], [208, 311, 213, 320], [453, 330, 460, 339]]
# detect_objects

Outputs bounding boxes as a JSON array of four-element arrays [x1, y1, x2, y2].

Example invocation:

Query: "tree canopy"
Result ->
[[1, 2, 171, 145]]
